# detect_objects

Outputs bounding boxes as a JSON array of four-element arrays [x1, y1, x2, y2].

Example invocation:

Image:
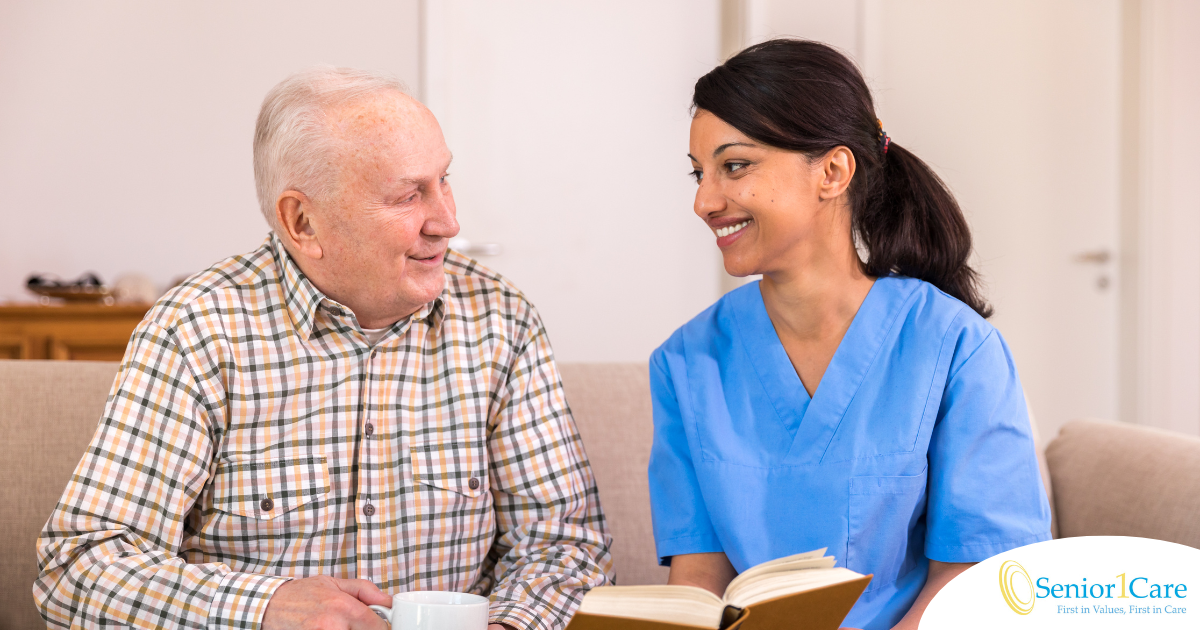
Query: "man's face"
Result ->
[[312, 93, 459, 326]]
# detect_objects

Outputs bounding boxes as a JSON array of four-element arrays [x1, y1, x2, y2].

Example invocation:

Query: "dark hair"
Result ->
[[694, 39, 992, 318]]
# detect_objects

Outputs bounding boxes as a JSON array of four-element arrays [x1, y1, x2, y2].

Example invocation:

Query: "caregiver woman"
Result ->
[[648, 39, 1051, 630]]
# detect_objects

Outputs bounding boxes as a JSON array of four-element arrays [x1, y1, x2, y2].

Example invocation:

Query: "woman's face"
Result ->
[[688, 109, 852, 279]]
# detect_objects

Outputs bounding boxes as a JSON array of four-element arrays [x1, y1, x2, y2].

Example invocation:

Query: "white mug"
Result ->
[[369, 591, 490, 630]]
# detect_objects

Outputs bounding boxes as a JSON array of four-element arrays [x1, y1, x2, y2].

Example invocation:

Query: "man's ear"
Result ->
[[818, 146, 856, 201], [275, 191, 324, 260]]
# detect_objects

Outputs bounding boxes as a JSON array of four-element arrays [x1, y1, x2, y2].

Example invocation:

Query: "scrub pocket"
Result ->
[[847, 468, 927, 593]]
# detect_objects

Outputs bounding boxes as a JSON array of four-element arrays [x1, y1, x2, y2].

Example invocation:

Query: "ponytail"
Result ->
[[861, 142, 992, 317], [693, 39, 992, 318]]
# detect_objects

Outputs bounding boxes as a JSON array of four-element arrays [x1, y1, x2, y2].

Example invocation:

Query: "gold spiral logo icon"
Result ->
[[999, 560, 1035, 615]]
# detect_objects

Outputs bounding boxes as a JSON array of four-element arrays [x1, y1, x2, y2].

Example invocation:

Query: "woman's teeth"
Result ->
[[716, 221, 749, 238]]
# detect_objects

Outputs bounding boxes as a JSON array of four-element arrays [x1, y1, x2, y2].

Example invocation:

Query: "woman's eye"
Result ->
[[689, 169, 703, 183], [727, 162, 748, 174]]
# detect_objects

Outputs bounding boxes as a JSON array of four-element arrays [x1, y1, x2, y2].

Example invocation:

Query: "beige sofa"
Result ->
[[3, 360, 1199, 630]]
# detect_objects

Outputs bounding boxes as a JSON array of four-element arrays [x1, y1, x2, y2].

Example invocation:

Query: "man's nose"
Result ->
[[424, 184, 460, 238]]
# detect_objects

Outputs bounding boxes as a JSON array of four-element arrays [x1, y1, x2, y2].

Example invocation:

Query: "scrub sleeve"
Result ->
[[647, 346, 722, 565]]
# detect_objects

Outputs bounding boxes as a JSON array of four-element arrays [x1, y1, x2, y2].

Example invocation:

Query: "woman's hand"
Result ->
[[889, 560, 974, 630]]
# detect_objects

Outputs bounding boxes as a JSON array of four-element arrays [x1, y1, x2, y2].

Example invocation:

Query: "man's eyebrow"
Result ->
[[393, 155, 454, 186]]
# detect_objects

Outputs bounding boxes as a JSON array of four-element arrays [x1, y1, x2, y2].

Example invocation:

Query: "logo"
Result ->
[[1000, 559, 1035, 615], [923, 538, 1198, 629]]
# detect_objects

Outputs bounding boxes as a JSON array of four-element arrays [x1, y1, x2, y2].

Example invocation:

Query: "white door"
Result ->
[[420, 1, 723, 363]]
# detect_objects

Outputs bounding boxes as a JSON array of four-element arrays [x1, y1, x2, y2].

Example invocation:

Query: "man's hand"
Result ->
[[263, 576, 393, 630]]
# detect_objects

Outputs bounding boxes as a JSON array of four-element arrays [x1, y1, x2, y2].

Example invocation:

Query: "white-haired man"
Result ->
[[35, 68, 613, 630]]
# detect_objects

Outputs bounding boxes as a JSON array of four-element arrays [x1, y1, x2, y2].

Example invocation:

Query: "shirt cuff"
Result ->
[[654, 532, 724, 566], [490, 600, 551, 630], [926, 532, 1052, 563], [206, 570, 293, 630]]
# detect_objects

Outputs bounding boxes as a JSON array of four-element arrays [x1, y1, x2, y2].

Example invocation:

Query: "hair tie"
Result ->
[[877, 119, 890, 155]]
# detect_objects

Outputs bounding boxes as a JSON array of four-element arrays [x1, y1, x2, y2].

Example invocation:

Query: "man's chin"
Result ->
[[401, 275, 446, 308]]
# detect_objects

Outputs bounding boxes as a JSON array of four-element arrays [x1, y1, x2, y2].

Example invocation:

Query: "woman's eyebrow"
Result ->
[[714, 142, 756, 157]]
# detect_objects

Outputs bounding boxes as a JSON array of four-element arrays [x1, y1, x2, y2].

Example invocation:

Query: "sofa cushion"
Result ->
[[0, 359, 119, 630], [559, 362, 668, 586], [1046, 419, 1200, 546]]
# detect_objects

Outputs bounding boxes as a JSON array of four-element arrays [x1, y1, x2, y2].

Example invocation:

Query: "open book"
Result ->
[[566, 549, 871, 630]]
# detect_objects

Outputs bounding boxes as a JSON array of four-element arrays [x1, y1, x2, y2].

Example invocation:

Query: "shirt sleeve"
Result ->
[[924, 326, 1053, 563], [484, 308, 615, 630], [34, 320, 290, 629], [647, 343, 723, 565]]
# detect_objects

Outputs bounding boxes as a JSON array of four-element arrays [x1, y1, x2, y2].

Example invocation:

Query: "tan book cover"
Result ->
[[566, 573, 871, 630]]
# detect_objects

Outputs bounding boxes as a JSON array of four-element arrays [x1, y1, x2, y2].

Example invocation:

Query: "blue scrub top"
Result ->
[[648, 276, 1051, 630]]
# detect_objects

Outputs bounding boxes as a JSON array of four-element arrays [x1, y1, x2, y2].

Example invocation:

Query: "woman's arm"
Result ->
[[888, 560, 974, 630], [666, 552, 738, 596]]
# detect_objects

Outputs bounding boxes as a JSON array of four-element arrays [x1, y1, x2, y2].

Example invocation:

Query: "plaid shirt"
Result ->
[[35, 236, 613, 630]]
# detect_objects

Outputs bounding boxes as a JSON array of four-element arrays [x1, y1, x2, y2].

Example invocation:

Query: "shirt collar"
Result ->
[[271, 234, 447, 339]]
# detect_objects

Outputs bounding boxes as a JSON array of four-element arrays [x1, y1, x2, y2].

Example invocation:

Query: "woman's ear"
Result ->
[[275, 191, 324, 260], [818, 146, 856, 201]]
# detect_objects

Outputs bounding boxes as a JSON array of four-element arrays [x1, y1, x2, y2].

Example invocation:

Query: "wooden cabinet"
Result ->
[[0, 304, 151, 361]]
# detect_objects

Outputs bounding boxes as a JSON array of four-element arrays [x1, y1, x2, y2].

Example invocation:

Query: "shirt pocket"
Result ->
[[209, 454, 331, 554], [410, 439, 488, 498], [409, 438, 492, 579], [847, 468, 928, 593]]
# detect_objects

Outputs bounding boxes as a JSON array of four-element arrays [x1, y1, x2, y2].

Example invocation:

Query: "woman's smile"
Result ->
[[713, 219, 752, 247]]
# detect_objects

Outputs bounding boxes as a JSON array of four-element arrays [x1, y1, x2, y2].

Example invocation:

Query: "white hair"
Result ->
[[253, 66, 408, 231]]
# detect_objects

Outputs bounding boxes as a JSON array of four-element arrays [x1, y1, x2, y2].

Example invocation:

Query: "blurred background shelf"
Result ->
[[0, 304, 150, 361]]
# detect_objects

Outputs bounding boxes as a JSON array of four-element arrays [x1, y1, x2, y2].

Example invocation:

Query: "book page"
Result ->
[[726, 566, 865, 608], [722, 548, 831, 600], [578, 585, 726, 629]]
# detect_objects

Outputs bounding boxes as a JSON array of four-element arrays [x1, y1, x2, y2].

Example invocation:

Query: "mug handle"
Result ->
[[368, 605, 392, 626]]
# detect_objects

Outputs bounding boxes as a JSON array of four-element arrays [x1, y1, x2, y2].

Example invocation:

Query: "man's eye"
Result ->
[[689, 169, 703, 183], [440, 173, 450, 184]]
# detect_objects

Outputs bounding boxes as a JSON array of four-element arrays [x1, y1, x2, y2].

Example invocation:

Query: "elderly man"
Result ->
[[34, 67, 613, 630]]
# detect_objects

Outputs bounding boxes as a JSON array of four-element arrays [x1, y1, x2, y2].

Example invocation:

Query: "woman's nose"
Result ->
[[693, 176, 726, 219]]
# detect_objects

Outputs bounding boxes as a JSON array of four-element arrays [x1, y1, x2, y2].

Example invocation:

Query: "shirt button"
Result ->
[[260, 497, 274, 512], [370, 349, 378, 359], [468, 477, 480, 490], [363, 503, 376, 517], [365, 422, 375, 437]]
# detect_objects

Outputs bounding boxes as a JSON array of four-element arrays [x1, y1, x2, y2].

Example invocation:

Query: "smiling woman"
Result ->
[[688, 40, 989, 318], [649, 39, 1051, 630]]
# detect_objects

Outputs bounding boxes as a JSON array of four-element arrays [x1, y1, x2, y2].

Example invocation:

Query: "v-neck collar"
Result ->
[[730, 276, 918, 465], [731, 283, 810, 439]]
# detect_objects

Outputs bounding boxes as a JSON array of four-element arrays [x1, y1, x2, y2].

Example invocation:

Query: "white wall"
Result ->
[[422, 1, 722, 362], [0, 1, 420, 302], [745, 0, 860, 59]]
